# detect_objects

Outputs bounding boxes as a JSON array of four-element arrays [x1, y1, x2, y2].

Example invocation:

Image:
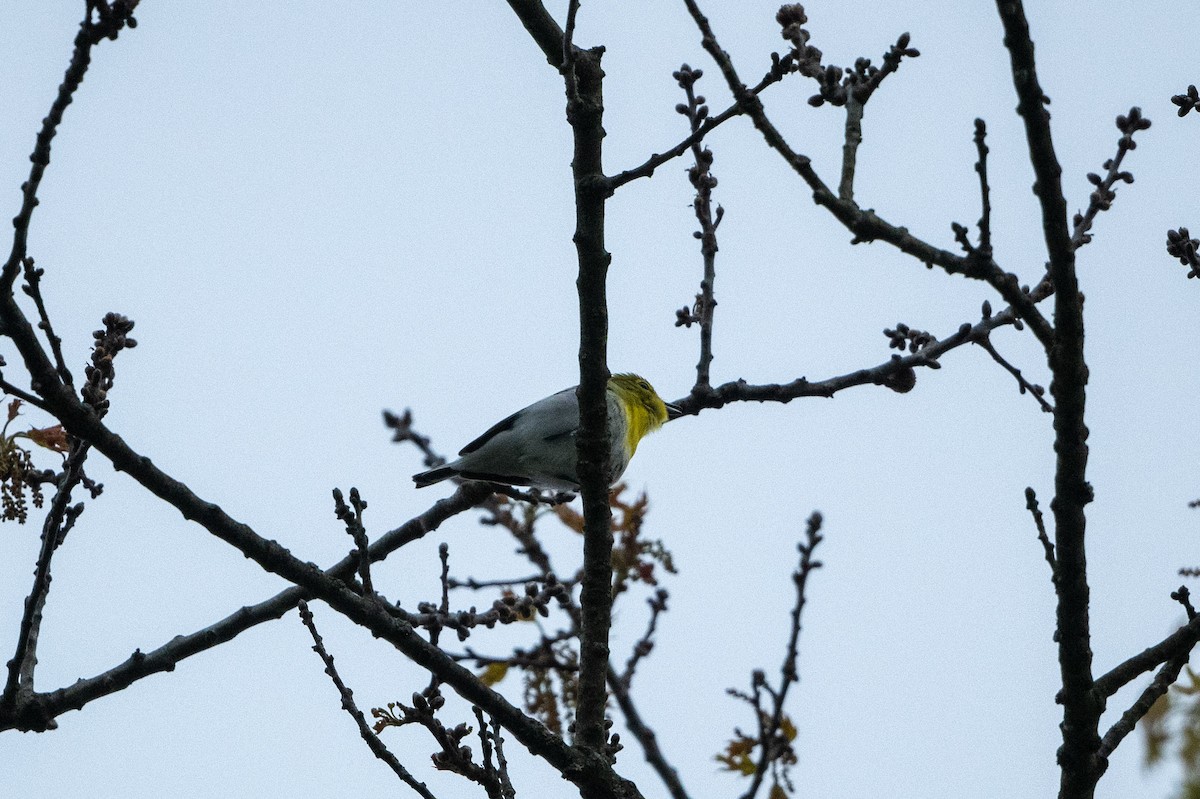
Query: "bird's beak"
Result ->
[[665, 402, 684, 421]]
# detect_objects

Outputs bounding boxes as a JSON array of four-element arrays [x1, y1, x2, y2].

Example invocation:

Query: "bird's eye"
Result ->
[[638, 380, 650, 391]]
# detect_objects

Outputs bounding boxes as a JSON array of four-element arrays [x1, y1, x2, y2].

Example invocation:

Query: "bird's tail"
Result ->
[[412, 466, 457, 488]]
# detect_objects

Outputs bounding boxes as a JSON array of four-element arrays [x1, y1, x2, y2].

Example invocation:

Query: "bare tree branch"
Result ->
[[671, 306, 1021, 417], [20, 258, 73, 386], [504, 0, 628, 783], [737, 512, 823, 799], [1071, 109, 1150, 250], [670, 64, 722, 390], [973, 330, 1051, 413], [681, 0, 1054, 349], [1024, 487, 1058, 581], [0, 438, 87, 729], [0, 480, 495, 732], [607, 662, 691, 799], [298, 601, 438, 799], [609, 56, 794, 190], [2, 1, 140, 294], [1094, 611, 1200, 699], [995, 3, 1099, 795]]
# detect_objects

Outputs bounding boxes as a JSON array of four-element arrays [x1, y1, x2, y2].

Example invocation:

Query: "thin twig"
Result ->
[[670, 308, 1014, 416], [972, 332, 1052, 413], [837, 34, 919, 201], [1024, 487, 1057, 581], [20, 258, 73, 385], [2, 2, 139, 292], [1094, 609, 1200, 699], [448, 574, 572, 591], [298, 601, 438, 799], [334, 487, 372, 596], [619, 589, 668, 687], [609, 56, 794, 189], [681, 0, 1055, 349], [607, 662, 692, 799], [451, 643, 578, 673], [973, 119, 993, 256], [671, 65, 722, 390], [431, 543, 452, 647], [0, 378, 50, 411], [1071, 109, 1151, 250], [0, 481, 494, 732], [739, 512, 823, 799], [1097, 653, 1188, 762], [562, 0, 580, 72], [489, 715, 517, 799], [0, 438, 89, 722]]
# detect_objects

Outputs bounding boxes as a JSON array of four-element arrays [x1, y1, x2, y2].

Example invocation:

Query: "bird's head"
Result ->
[[609, 373, 681, 455]]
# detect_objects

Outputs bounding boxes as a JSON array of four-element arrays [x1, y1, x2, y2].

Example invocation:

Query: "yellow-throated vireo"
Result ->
[[413, 373, 680, 491]]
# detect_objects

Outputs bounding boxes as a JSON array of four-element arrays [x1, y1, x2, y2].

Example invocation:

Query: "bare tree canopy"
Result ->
[[2, 2, 1198, 798]]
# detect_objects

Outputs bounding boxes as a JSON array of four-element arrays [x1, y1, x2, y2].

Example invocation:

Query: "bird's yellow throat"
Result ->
[[610, 375, 668, 458]]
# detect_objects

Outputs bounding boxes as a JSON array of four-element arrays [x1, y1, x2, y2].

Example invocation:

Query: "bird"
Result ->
[[412, 373, 680, 491]]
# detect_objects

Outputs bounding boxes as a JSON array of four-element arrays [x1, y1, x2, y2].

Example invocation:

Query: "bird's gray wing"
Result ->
[[458, 386, 576, 455]]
